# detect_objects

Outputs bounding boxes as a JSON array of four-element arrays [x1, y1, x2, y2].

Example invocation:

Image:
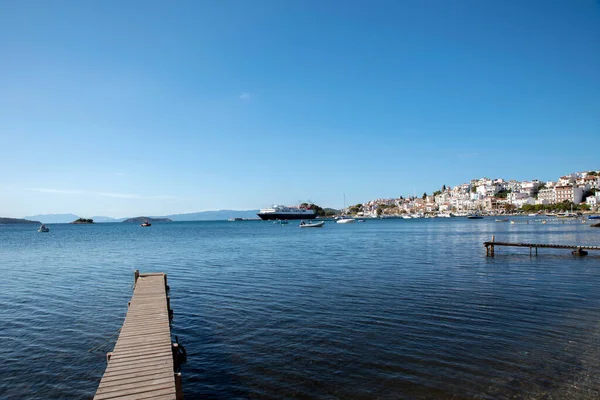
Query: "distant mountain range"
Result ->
[[21, 210, 261, 223], [91, 216, 126, 223], [165, 210, 260, 221], [23, 214, 81, 224], [122, 217, 172, 223]]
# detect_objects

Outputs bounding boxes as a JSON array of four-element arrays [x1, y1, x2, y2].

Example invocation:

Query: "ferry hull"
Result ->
[[257, 213, 317, 220]]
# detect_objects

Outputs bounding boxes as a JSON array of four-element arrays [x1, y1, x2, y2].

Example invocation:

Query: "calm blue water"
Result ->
[[1, 218, 600, 399]]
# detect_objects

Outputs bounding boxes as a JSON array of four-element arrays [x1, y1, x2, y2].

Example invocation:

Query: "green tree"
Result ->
[[301, 203, 329, 216], [422, 192, 427, 200], [471, 186, 476, 193], [348, 207, 358, 214], [532, 183, 546, 199], [496, 189, 511, 199], [582, 189, 594, 202], [433, 190, 442, 196], [521, 204, 535, 213], [442, 184, 446, 192], [588, 171, 598, 176]]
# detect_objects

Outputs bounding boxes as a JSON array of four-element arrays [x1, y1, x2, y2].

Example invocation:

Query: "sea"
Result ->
[[1, 218, 599, 399]]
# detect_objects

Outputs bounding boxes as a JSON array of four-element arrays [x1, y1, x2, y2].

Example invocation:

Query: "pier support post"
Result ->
[[134, 270, 140, 287], [175, 372, 183, 400]]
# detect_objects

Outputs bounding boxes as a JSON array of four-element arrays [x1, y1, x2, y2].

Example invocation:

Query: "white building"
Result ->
[[537, 188, 557, 204], [507, 192, 530, 204], [579, 176, 599, 190], [435, 192, 450, 205], [506, 180, 521, 192], [586, 193, 600, 207], [513, 197, 536, 208], [558, 175, 576, 186], [476, 185, 498, 197], [520, 180, 541, 196]]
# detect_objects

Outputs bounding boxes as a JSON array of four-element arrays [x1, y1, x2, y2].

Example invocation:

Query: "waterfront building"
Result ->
[[438, 202, 452, 212], [507, 192, 530, 204], [537, 188, 557, 204], [555, 185, 584, 204], [586, 193, 600, 207], [512, 197, 536, 208]]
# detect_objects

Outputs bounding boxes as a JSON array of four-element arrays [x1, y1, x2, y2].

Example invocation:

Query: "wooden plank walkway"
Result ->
[[484, 236, 600, 257], [94, 271, 182, 400]]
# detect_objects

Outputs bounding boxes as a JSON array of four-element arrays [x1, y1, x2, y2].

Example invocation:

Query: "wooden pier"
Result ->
[[94, 271, 184, 400], [484, 236, 600, 257]]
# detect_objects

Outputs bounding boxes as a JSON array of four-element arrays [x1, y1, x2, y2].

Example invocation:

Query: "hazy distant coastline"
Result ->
[[0, 217, 41, 225], [20, 210, 261, 224]]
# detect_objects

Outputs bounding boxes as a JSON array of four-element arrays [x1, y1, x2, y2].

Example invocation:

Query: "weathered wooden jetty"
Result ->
[[484, 236, 600, 257], [94, 271, 184, 400]]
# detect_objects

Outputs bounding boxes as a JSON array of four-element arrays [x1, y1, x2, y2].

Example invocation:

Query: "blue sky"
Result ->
[[1, 0, 599, 217]]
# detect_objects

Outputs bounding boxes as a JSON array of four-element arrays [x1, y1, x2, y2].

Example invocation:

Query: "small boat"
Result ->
[[141, 221, 151, 227], [528, 213, 537, 217], [557, 212, 577, 218], [300, 221, 325, 228], [510, 220, 516, 224], [337, 194, 356, 224], [495, 218, 509, 222], [467, 214, 483, 219], [280, 220, 289, 225], [357, 219, 366, 222], [38, 224, 49, 232], [589, 215, 600, 220]]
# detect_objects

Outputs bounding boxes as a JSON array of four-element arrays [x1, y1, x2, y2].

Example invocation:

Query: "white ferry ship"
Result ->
[[257, 205, 317, 220]]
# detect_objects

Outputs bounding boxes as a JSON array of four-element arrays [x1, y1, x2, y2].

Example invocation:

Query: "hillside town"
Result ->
[[354, 170, 600, 217]]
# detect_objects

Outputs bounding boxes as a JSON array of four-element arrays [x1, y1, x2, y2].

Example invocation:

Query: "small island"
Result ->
[[70, 218, 95, 224], [122, 217, 172, 223], [0, 217, 41, 224]]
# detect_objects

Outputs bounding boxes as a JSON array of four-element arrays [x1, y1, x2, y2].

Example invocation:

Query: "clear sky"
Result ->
[[1, 0, 599, 217]]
